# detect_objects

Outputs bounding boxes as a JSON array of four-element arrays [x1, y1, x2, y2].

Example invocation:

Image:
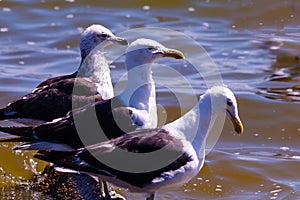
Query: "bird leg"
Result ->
[[146, 193, 155, 200], [98, 178, 111, 200]]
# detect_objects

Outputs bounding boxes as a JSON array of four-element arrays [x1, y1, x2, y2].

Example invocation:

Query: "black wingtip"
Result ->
[[34, 151, 75, 163], [0, 137, 30, 143], [0, 107, 7, 120], [0, 126, 34, 138]]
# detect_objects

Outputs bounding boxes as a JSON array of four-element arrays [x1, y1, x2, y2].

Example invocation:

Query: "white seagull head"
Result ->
[[204, 86, 244, 134], [80, 24, 128, 62], [125, 38, 185, 70]]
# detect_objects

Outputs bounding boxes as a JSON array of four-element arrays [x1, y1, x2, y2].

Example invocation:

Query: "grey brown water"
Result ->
[[0, 0, 300, 199]]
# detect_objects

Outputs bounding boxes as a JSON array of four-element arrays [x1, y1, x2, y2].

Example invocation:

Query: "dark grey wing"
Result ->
[[0, 89, 73, 121], [0, 76, 102, 121], [36, 72, 77, 88], [35, 77, 98, 96], [0, 98, 131, 149], [35, 129, 192, 188]]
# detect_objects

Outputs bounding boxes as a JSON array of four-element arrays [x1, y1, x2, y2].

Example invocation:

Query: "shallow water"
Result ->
[[0, 0, 300, 199]]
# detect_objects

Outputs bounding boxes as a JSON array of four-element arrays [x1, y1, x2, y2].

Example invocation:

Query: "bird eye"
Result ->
[[147, 47, 155, 51], [227, 99, 233, 107], [97, 33, 109, 38]]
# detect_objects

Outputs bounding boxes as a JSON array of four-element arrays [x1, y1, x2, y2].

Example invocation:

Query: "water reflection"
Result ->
[[1, 0, 300, 199], [256, 42, 300, 102]]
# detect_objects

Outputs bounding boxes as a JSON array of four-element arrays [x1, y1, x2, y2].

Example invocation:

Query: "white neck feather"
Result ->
[[77, 49, 114, 100], [119, 64, 157, 127], [80, 38, 111, 65], [164, 93, 217, 159]]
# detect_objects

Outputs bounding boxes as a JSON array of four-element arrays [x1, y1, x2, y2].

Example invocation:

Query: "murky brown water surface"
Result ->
[[0, 0, 300, 199]]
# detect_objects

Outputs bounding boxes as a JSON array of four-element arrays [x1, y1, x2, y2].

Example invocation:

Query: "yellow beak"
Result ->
[[162, 49, 185, 59], [110, 36, 128, 45], [227, 109, 244, 134], [231, 116, 244, 134]]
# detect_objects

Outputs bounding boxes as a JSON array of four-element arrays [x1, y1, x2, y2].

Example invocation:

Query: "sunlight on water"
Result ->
[[0, 0, 300, 199]]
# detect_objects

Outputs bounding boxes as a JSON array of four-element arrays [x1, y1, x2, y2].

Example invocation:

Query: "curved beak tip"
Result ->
[[164, 49, 185, 59], [234, 119, 244, 135], [115, 37, 128, 45]]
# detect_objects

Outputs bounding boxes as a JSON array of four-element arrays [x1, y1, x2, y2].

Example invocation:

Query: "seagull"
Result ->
[[31, 86, 244, 200], [0, 38, 185, 150], [0, 24, 128, 122], [0, 38, 185, 200]]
